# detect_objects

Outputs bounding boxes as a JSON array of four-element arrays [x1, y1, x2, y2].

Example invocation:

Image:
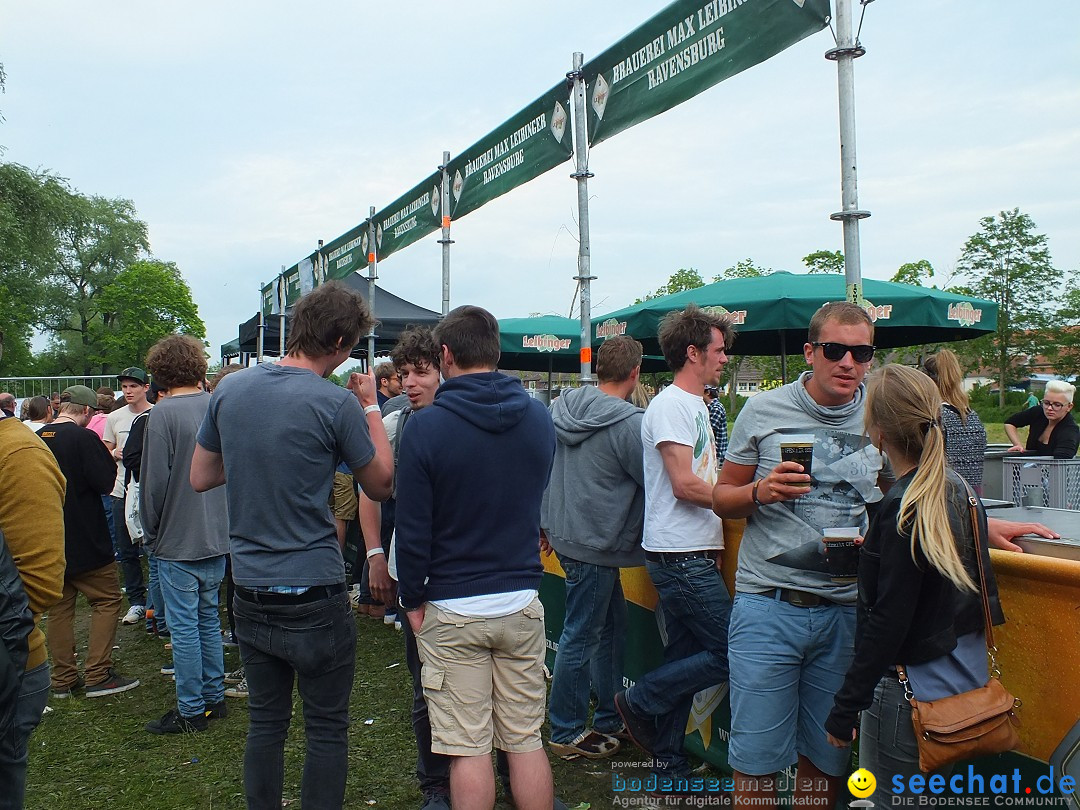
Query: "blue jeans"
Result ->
[[548, 554, 626, 743], [158, 557, 226, 717], [234, 589, 356, 810], [0, 661, 50, 809], [146, 553, 167, 633], [625, 555, 731, 776], [111, 496, 145, 607]]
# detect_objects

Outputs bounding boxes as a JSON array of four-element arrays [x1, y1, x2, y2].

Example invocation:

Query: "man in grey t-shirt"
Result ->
[[192, 282, 393, 810], [714, 302, 887, 809]]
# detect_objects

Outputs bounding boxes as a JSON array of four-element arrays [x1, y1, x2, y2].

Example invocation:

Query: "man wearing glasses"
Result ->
[[713, 301, 890, 810]]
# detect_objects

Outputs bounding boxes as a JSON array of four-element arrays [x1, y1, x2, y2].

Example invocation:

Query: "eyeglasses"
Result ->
[[811, 342, 876, 363], [1042, 400, 1068, 411]]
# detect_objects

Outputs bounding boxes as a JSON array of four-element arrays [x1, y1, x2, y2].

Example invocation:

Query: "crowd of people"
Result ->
[[0, 285, 1070, 810]]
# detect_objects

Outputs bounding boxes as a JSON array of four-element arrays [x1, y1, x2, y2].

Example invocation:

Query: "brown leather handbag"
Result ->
[[895, 484, 1022, 773]]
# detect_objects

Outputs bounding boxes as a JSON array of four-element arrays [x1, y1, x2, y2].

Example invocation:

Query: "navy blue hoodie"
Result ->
[[394, 372, 555, 610]]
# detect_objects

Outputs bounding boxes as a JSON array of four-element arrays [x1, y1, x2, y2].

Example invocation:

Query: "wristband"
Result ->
[[751, 480, 764, 507], [363, 404, 381, 415], [365, 547, 385, 559]]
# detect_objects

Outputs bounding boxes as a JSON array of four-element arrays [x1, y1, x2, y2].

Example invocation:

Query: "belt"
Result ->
[[235, 583, 346, 605], [772, 588, 837, 608], [644, 550, 714, 564]]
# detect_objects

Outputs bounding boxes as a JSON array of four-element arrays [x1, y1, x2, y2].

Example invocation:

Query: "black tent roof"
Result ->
[[226, 279, 441, 360]]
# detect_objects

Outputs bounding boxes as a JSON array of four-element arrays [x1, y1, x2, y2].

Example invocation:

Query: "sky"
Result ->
[[3, 1, 1079, 360]]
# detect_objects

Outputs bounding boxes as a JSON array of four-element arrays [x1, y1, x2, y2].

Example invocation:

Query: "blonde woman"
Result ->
[[922, 349, 987, 493], [824, 365, 1004, 790], [1005, 380, 1078, 459]]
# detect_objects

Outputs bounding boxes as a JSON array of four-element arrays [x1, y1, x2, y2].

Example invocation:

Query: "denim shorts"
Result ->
[[727, 592, 856, 777]]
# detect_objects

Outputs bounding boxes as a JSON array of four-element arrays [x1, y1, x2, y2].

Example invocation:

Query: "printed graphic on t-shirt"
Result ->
[[767, 428, 877, 575], [692, 411, 717, 485]]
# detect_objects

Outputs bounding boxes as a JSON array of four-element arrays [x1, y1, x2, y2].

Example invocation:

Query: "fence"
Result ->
[[0, 376, 120, 401]]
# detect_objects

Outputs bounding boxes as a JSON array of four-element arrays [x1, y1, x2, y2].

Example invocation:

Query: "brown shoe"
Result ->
[[367, 604, 385, 619]]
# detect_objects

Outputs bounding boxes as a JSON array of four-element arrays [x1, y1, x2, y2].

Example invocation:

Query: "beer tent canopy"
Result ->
[[591, 272, 998, 357]]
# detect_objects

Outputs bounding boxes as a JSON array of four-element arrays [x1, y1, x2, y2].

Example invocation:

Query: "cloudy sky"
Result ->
[[3, 1, 1078, 357]]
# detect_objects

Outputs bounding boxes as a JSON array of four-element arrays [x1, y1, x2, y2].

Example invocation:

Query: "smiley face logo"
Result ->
[[848, 768, 876, 798]]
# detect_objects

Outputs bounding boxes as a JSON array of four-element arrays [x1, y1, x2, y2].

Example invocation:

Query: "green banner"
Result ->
[[322, 220, 371, 282], [447, 83, 573, 220], [585, 0, 829, 146], [373, 171, 442, 262]]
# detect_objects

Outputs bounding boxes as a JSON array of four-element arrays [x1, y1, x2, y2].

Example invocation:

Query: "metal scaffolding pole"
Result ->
[[439, 150, 453, 317], [278, 265, 286, 358], [256, 282, 265, 363], [827, 0, 870, 304], [569, 51, 595, 384], [366, 207, 377, 369]]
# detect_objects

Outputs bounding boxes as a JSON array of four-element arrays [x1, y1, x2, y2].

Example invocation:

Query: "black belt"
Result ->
[[772, 588, 838, 608], [644, 550, 714, 564], [235, 583, 346, 605]]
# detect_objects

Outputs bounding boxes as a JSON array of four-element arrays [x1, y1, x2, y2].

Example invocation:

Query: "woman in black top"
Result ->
[[1004, 380, 1078, 459], [824, 365, 1004, 794]]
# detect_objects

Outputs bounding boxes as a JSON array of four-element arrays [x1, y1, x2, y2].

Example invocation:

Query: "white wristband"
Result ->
[[366, 547, 385, 559], [363, 404, 381, 415]]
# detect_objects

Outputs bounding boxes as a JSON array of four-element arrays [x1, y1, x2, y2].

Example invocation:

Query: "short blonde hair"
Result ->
[[1045, 380, 1076, 404]]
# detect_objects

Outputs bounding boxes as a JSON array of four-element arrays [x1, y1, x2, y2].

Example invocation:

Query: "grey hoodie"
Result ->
[[540, 385, 646, 568]]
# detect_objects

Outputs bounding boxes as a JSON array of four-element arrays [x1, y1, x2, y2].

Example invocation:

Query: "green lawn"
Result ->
[[26, 601, 644, 810]]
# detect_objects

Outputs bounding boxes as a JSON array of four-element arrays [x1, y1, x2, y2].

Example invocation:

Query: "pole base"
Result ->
[[830, 209, 871, 221]]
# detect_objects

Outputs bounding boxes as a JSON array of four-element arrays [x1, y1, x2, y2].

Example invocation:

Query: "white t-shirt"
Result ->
[[103, 405, 147, 497], [641, 383, 723, 552]]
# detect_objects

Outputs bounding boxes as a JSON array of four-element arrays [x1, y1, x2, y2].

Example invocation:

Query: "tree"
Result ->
[[38, 193, 150, 374], [957, 208, 1062, 407], [635, 267, 705, 303], [803, 249, 844, 275], [714, 257, 769, 281], [1053, 277, 1080, 381], [95, 260, 206, 369], [0, 163, 69, 374], [891, 259, 935, 287]]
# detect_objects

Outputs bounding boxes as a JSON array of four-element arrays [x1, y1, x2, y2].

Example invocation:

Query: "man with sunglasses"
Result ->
[[713, 301, 890, 810]]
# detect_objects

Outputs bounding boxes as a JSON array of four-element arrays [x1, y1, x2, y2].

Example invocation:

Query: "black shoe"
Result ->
[[84, 670, 140, 698], [205, 700, 228, 720], [615, 690, 657, 755], [146, 708, 208, 734]]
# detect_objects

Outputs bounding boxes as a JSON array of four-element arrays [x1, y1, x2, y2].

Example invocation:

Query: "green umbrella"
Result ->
[[497, 315, 668, 375], [592, 271, 997, 358]]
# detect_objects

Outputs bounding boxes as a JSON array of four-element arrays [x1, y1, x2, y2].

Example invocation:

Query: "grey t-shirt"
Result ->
[[140, 392, 229, 562], [197, 363, 376, 587], [725, 371, 890, 602]]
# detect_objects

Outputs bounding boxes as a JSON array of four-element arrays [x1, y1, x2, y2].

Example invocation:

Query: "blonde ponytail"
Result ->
[[866, 365, 977, 593]]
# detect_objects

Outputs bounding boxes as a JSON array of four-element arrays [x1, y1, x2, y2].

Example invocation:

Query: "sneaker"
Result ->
[[394, 618, 403, 631], [122, 604, 147, 625], [367, 604, 385, 619], [614, 690, 657, 755], [225, 676, 248, 699], [85, 670, 140, 698], [52, 676, 85, 699], [160, 664, 175, 676], [224, 666, 245, 685], [145, 708, 208, 734], [205, 700, 228, 720], [548, 729, 621, 761], [222, 632, 239, 649], [383, 611, 398, 626], [420, 790, 451, 810]]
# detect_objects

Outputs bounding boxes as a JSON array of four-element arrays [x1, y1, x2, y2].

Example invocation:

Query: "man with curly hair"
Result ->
[[140, 335, 230, 734]]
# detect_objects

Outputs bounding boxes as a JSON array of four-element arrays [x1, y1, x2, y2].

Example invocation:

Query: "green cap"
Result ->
[[118, 367, 148, 383], [61, 385, 99, 408]]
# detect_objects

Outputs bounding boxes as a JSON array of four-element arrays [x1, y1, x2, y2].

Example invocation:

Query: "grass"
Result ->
[[26, 597, 640, 810]]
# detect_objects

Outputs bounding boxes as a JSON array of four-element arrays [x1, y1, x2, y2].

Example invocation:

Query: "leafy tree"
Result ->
[[1053, 277, 1080, 381], [0, 163, 69, 374], [635, 267, 705, 303], [95, 260, 205, 368], [891, 259, 935, 287], [803, 249, 844, 275], [714, 257, 769, 281], [956, 208, 1062, 407], [38, 193, 150, 374]]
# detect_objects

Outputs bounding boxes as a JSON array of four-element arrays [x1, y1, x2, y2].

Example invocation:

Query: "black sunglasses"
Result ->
[[811, 342, 876, 363]]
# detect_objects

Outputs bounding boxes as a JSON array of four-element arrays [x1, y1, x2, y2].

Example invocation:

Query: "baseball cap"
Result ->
[[61, 385, 99, 408], [704, 385, 719, 395], [118, 367, 148, 383]]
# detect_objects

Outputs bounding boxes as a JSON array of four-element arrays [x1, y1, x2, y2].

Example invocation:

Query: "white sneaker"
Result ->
[[122, 605, 146, 625]]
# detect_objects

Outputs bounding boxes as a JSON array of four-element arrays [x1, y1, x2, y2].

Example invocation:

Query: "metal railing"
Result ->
[[0, 376, 120, 400]]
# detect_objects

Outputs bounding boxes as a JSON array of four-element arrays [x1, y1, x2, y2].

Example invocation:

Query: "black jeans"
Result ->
[[111, 496, 145, 606], [234, 589, 356, 810], [402, 613, 451, 794]]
